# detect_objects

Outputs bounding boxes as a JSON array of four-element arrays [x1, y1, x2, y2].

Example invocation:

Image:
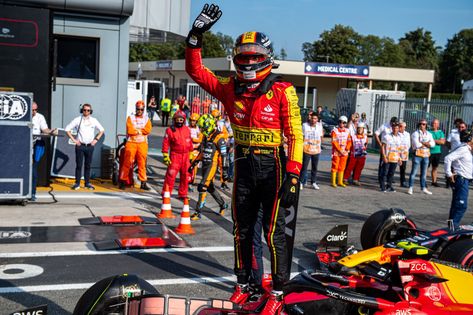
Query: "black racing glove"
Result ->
[[278, 173, 300, 208], [186, 3, 222, 48]]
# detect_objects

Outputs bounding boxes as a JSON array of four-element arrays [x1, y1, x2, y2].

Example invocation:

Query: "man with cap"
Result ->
[[331, 115, 352, 187], [162, 110, 194, 198], [119, 100, 152, 190]]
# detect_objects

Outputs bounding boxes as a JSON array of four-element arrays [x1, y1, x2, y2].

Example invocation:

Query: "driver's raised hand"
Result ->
[[187, 3, 222, 48]]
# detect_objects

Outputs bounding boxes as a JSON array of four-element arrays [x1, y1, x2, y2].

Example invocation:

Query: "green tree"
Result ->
[[216, 32, 234, 56], [302, 25, 361, 64], [399, 28, 438, 70], [438, 29, 473, 93], [279, 48, 287, 60]]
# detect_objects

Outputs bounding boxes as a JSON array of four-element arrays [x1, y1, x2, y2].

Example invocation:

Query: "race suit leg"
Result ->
[[331, 155, 341, 172], [208, 181, 225, 208], [233, 146, 287, 291], [136, 142, 148, 182], [119, 142, 138, 183], [177, 152, 191, 198], [337, 155, 348, 172], [163, 152, 183, 194]]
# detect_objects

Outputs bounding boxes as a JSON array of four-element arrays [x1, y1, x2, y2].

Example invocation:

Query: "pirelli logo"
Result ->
[[234, 129, 274, 143]]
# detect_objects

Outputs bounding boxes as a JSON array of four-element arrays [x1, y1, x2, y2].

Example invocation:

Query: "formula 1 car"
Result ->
[[38, 209, 473, 315]]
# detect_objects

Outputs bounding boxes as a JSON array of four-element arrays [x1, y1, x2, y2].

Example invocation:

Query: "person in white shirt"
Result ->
[[408, 119, 435, 195], [65, 103, 105, 190], [380, 122, 402, 192], [447, 119, 467, 152], [444, 130, 473, 229], [374, 116, 398, 187], [399, 122, 411, 187], [31, 102, 57, 201], [359, 112, 370, 135], [301, 112, 323, 190]]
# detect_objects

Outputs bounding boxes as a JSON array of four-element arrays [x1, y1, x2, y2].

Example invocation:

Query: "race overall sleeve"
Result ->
[[279, 83, 303, 175], [331, 130, 342, 153], [126, 116, 138, 137], [141, 118, 152, 136], [162, 128, 171, 154]]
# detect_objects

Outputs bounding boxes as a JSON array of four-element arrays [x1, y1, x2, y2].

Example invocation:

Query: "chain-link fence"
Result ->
[[371, 98, 473, 152]]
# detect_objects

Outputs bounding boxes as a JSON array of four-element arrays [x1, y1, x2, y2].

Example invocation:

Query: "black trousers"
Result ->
[[232, 145, 288, 290], [380, 162, 397, 191], [75, 144, 95, 185], [399, 160, 407, 184], [161, 111, 170, 126]]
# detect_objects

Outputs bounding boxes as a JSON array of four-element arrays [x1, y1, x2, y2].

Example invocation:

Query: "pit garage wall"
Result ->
[[52, 14, 130, 177]]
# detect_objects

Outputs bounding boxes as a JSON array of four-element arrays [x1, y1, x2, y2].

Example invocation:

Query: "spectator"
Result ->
[[316, 106, 323, 124], [444, 130, 473, 229], [202, 96, 211, 114], [359, 112, 370, 135], [31, 101, 57, 201], [380, 122, 402, 192], [347, 112, 359, 139], [429, 119, 445, 187], [399, 121, 411, 187], [177, 95, 186, 110], [374, 116, 398, 187], [65, 103, 104, 190], [447, 119, 466, 151], [119, 101, 152, 190], [344, 122, 368, 186], [160, 96, 171, 127], [170, 99, 180, 122], [161, 110, 193, 198], [301, 112, 323, 190], [331, 115, 351, 188], [182, 100, 191, 123], [191, 95, 201, 114], [147, 96, 158, 122], [408, 119, 435, 195]]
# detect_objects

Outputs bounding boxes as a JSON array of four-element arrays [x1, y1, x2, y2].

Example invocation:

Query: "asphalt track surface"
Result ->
[[1, 125, 472, 314]]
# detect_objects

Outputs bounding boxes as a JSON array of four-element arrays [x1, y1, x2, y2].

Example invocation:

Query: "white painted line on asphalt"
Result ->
[[37, 193, 157, 199], [0, 246, 235, 258], [0, 272, 301, 293]]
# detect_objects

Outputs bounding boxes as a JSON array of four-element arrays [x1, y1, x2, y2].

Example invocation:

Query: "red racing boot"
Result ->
[[229, 283, 250, 304], [261, 291, 283, 315]]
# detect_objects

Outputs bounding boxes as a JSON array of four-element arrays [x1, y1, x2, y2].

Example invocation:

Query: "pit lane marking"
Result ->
[[0, 246, 235, 258], [0, 264, 44, 280], [0, 272, 301, 293], [36, 193, 156, 200]]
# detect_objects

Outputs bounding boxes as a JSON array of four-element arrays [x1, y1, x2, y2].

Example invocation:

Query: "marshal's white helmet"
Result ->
[[339, 115, 348, 123], [357, 122, 366, 129]]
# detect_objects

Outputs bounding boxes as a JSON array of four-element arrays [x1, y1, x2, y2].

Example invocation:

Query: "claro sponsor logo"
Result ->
[[234, 130, 274, 143], [326, 231, 347, 242]]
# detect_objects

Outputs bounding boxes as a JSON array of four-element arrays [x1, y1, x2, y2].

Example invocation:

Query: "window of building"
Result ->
[[55, 35, 100, 83]]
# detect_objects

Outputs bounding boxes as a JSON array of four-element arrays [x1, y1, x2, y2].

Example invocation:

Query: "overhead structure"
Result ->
[[129, 0, 191, 43]]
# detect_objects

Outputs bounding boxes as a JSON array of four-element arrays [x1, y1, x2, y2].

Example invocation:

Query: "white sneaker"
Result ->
[[300, 184, 304, 190], [312, 183, 320, 190], [407, 187, 413, 195], [422, 188, 433, 195]]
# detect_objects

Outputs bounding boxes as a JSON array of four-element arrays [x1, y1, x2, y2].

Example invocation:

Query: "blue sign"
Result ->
[[155, 60, 172, 70], [304, 62, 369, 78]]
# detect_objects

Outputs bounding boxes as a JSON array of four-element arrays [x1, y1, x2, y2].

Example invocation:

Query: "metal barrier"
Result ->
[[185, 83, 224, 116]]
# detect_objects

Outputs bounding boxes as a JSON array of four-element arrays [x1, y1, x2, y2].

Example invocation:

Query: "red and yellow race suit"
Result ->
[[186, 47, 303, 291], [120, 113, 152, 183]]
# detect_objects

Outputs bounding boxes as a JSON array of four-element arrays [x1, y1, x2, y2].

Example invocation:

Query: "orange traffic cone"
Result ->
[[158, 189, 176, 219], [175, 198, 195, 234]]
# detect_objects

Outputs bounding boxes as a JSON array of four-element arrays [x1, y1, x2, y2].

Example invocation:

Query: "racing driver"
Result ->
[[186, 4, 303, 314]]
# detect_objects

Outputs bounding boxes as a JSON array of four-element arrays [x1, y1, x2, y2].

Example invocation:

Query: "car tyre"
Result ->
[[360, 209, 416, 250], [439, 238, 473, 268]]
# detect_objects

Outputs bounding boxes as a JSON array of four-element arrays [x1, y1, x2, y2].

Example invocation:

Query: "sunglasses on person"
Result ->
[[83, 109, 91, 112], [339, 121, 347, 124], [32, 109, 38, 112], [136, 108, 145, 111], [419, 122, 427, 126]]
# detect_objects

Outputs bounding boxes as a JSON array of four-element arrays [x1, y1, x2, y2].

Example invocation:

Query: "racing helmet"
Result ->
[[211, 109, 221, 119], [173, 110, 186, 120], [190, 113, 200, 121], [197, 114, 216, 137], [233, 31, 275, 82]]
